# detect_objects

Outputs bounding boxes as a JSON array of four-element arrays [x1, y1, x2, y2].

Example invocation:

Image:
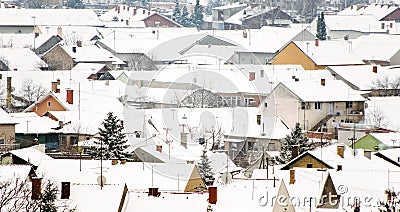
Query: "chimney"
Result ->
[[61, 182, 70, 199], [66, 89, 73, 104], [156, 145, 162, 153], [364, 149, 372, 160], [126, 19, 129, 26], [57, 78, 60, 85], [337, 145, 344, 158], [181, 133, 188, 148], [120, 159, 127, 164], [321, 78, 326, 86], [148, 11, 150, 15], [289, 169, 295, 184], [292, 75, 296, 79], [372, 66, 377, 73], [133, 8, 137, 15], [57, 26, 62, 37], [6, 77, 11, 109], [208, 186, 217, 204], [72, 46, 77, 53], [291, 145, 299, 160], [243, 30, 247, 38], [249, 72, 255, 81], [31, 177, 42, 200], [115, 5, 118, 11], [294, 77, 299, 81], [148, 187, 160, 197], [112, 159, 118, 165], [143, 9, 146, 14], [117, 5, 120, 13], [51, 82, 58, 92], [76, 40, 82, 47], [315, 38, 319, 46]]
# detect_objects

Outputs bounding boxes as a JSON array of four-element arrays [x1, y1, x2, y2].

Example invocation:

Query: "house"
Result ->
[[100, 5, 181, 28], [71, 63, 112, 80], [241, 7, 295, 29], [42, 44, 125, 70], [0, 48, 48, 71], [262, 80, 366, 135], [1, 144, 53, 167], [352, 34, 400, 66], [271, 40, 365, 70], [34, 35, 63, 57], [210, 3, 247, 30], [234, 26, 316, 65]]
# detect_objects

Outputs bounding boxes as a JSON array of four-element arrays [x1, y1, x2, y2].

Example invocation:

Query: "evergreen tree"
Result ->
[[277, 123, 313, 163], [66, 0, 85, 8], [205, 0, 223, 15], [181, 5, 192, 27], [198, 149, 214, 185], [92, 112, 132, 160], [316, 12, 327, 40], [39, 180, 58, 212], [172, 2, 182, 23], [190, 0, 204, 29]]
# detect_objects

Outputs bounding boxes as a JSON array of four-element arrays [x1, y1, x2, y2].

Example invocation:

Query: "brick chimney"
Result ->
[[61, 182, 70, 199], [321, 78, 326, 86], [208, 186, 217, 204], [291, 145, 299, 160], [315, 38, 319, 46], [51, 81, 58, 92], [31, 177, 42, 200], [76, 40, 82, 47], [289, 169, 295, 184], [148, 187, 160, 197], [249, 72, 255, 81], [72, 46, 77, 53], [337, 145, 345, 158], [66, 89, 73, 104], [156, 145, 162, 153], [133, 8, 137, 15], [143, 9, 146, 14], [372, 66, 377, 73]]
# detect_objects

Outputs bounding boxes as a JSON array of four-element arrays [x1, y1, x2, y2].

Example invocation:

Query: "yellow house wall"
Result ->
[[288, 155, 330, 169], [272, 42, 327, 70], [184, 166, 207, 192]]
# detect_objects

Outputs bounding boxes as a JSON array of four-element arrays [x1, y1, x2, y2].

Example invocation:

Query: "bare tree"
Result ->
[[20, 78, 47, 106], [63, 32, 82, 46], [366, 107, 388, 128], [126, 52, 156, 71], [390, 76, 400, 96], [208, 124, 224, 150]]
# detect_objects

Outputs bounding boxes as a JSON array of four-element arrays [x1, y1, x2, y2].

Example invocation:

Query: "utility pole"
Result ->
[[163, 127, 171, 159]]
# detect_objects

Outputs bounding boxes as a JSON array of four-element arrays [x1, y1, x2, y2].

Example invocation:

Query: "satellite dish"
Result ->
[[97, 175, 106, 186], [221, 172, 232, 184]]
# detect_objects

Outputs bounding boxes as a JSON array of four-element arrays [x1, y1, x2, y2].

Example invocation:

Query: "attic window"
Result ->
[[47, 101, 51, 107], [306, 163, 313, 168]]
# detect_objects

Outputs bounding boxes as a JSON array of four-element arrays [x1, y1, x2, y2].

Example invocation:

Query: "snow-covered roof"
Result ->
[[212, 2, 247, 10], [316, 14, 387, 33], [291, 40, 365, 66], [71, 63, 109, 72], [0, 48, 47, 71], [247, 26, 315, 53], [369, 132, 400, 146], [338, 4, 398, 20], [61, 45, 125, 64], [8, 145, 54, 166], [0, 165, 32, 180], [278, 80, 366, 102], [327, 65, 400, 91], [100, 6, 156, 22], [352, 34, 400, 62], [0, 8, 101, 26], [0, 107, 18, 124], [12, 112, 61, 134]]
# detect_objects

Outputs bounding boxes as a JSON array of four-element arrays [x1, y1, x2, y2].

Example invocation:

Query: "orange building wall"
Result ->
[[30, 95, 67, 116], [271, 42, 327, 70]]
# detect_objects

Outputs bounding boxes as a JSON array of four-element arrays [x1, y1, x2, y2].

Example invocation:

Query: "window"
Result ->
[[307, 163, 313, 168], [301, 102, 306, 110], [315, 102, 322, 110], [264, 102, 268, 108], [346, 101, 353, 109], [256, 115, 261, 125], [47, 101, 51, 107]]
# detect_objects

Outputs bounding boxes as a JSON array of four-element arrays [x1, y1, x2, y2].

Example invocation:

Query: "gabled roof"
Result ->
[[280, 151, 334, 170], [352, 34, 400, 62], [0, 48, 47, 71], [0, 107, 18, 124], [7, 145, 54, 167], [290, 40, 365, 66], [23, 91, 70, 113], [275, 80, 366, 102], [62, 45, 125, 64], [338, 4, 399, 20]]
